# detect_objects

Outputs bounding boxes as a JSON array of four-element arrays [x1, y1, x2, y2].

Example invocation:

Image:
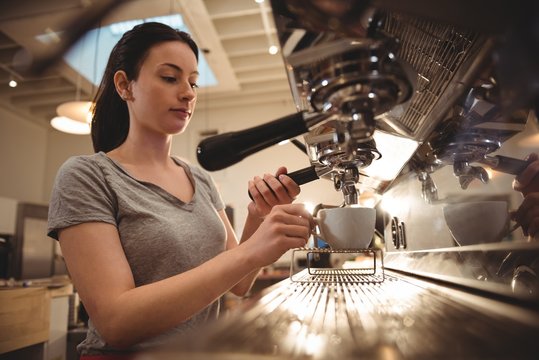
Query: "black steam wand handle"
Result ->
[[248, 166, 320, 201], [196, 111, 331, 171], [483, 155, 530, 175]]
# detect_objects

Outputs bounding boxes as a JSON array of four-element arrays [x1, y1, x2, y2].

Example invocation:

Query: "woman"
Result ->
[[513, 152, 539, 238], [47, 22, 312, 358]]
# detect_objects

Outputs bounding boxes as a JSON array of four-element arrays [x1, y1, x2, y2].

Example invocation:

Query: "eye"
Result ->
[[190, 83, 199, 89], [161, 76, 177, 83]]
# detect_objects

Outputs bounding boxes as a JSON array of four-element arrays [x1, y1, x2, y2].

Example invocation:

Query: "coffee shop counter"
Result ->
[[0, 277, 73, 358], [137, 267, 539, 359]]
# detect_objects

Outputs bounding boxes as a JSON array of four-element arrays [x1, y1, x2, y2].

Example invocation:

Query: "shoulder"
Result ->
[[54, 152, 110, 185], [59, 152, 106, 172]]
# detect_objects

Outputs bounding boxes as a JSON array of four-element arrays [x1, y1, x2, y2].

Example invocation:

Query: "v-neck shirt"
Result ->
[[47, 151, 226, 355]]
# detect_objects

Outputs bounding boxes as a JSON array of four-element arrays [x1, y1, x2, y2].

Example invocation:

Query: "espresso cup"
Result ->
[[443, 200, 512, 246], [313, 207, 376, 249]]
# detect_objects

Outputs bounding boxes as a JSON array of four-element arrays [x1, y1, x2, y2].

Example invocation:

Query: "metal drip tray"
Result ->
[[143, 271, 539, 359], [292, 269, 385, 284], [290, 248, 385, 283]]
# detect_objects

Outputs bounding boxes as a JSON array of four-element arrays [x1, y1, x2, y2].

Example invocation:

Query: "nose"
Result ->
[[179, 82, 196, 102]]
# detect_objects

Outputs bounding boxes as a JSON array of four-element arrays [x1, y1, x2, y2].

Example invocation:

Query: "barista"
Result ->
[[512, 153, 539, 238], [47, 22, 313, 358]]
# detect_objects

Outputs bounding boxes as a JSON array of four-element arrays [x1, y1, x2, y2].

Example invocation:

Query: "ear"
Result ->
[[113, 70, 131, 100]]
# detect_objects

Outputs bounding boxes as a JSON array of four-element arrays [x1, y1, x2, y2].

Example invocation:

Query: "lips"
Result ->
[[170, 108, 191, 119]]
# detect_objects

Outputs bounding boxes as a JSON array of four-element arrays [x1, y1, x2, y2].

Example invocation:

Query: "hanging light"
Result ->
[[50, 100, 93, 135], [50, 27, 95, 135], [51, 116, 91, 135], [49, 64, 94, 135]]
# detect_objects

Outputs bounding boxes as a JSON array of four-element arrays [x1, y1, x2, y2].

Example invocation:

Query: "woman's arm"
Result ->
[[59, 203, 311, 348], [226, 167, 303, 295], [220, 211, 261, 296]]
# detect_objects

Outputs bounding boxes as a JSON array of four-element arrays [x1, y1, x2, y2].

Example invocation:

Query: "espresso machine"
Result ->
[[170, 1, 539, 359]]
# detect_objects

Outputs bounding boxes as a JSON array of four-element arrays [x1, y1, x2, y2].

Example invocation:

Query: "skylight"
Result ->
[[61, 14, 217, 88]]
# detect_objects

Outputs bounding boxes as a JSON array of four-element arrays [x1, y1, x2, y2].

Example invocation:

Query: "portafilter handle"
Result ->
[[480, 155, 529, 175], [247, 165, 327, 201], [196, 111, 333, 171]]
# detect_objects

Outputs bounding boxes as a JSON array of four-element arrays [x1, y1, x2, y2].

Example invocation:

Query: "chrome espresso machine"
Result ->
[[171, 0, 539, 359]]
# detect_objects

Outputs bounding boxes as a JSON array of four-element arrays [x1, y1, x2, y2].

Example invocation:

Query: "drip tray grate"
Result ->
[[290, 247, 385, 283], [291, 269, 385, 283]]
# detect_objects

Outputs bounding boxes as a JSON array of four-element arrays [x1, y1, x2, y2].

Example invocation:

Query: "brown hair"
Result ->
[[91, 22, 198, 153]]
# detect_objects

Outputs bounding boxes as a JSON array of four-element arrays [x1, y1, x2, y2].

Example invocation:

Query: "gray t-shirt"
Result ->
[[47, 152, 226, 355]]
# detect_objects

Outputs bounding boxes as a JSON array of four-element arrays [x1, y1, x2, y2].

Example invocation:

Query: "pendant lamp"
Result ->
[[50, 100, 93, 135]]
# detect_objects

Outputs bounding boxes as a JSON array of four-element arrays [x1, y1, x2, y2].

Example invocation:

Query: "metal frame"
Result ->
[[290, 247, 385, 283]]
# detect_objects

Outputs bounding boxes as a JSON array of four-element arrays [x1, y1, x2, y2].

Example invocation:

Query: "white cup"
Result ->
[[313, 207, 376, 249], [443, 200, 511, 246]]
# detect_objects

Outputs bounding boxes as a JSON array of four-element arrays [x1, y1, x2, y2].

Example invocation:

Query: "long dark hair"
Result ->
[[91, 22, 199, 153]]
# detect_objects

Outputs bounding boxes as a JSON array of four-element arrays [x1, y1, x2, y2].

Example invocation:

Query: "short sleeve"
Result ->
[[47, 156, 117, 239]]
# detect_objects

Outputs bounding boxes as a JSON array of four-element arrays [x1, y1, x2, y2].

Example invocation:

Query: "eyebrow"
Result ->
[[161, 63, 199, 75]]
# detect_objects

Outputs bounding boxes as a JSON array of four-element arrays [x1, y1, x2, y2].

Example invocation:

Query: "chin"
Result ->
[[170, 124, 189, 135]]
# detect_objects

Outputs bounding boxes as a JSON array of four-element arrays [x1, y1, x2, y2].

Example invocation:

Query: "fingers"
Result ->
[[266, 204, 314, 238], [277, 173, 301, 199], [514, 193, 539, 220], [265, 173, 294, 203], [513, 193, 539, 236], [514, 153, 539, 193], [274, 166, 288, 177], [248, 178, 271, 215], [527, 217, 539, 238], [245, 203, 314, 268], [247, 167, 304, 220], [519, 206, 539, 237], [249, 172, 297, 206], [277, 203, 313, 220], [274, 166, 302, 199]]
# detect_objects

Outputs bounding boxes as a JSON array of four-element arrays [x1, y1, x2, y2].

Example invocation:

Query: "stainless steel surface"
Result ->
[[143, 271, 539, 359]]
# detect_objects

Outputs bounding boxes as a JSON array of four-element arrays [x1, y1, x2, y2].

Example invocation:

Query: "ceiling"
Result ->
[[0, 0, 293, 129]]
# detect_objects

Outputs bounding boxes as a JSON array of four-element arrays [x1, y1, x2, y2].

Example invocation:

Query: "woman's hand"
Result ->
[[242, 203, 313, 268], [513, 153, 539, 195], [512, 193, 539, 238], [247, 166, 301, 218], [512, 153, 539, 238]]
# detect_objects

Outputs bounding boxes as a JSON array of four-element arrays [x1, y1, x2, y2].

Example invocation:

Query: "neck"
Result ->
[[109, 131, 173, 166]]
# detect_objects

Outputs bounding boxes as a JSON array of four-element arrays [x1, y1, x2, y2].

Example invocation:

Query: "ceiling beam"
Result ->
[[10, 89, 82, 106], [210, 9, 263, 20], [198, 90, 294, 110]]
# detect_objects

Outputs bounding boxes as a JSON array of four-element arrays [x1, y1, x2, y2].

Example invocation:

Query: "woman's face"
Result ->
[[127, 40, 198, 136]]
